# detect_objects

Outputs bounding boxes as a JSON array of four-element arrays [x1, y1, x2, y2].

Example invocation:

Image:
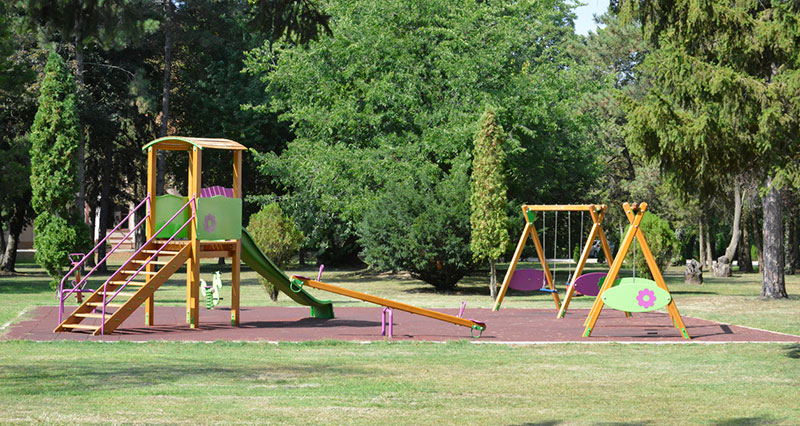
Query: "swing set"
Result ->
[[493, 203, 690, 339]]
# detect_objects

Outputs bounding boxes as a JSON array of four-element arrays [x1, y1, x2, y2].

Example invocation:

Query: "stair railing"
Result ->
[[58, 197, 150, 323], [99, 196, 197, 334]]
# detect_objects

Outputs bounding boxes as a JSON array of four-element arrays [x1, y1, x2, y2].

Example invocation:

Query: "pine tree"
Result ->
[[29, 51, 87, 288], [618, 0, 800, 299], [470, 107, 510, 299]]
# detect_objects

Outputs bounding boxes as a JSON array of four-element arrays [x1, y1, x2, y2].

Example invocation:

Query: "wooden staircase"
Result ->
[[55, 240, 191, 335]]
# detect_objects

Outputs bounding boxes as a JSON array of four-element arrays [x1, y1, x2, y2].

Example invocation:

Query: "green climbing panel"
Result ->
[[155, 194, 190, 239], [196, 196, 242, 240]]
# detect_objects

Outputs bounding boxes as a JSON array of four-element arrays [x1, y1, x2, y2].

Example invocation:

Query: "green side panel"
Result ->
[[240, 228, 335, 319], [155, 195, 189, 239], [196, 196, 242, 240], [600, 281, 671, 313]]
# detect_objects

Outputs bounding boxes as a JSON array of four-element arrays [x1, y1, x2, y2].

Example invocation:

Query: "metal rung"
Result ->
[[61, 324, 100, 330]]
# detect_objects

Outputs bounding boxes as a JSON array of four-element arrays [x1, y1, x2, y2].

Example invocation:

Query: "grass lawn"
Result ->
[[1, 260, 799, 424]]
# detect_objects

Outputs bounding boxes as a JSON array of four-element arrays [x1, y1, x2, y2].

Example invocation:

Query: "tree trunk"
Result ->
[[738, 220, 754, 273], [698, 219, 705, 268], [705, 224, 713, 270], [74, 26, 87, 224], [1, 205, 28, 272], [95, 149, 112, 273], [684, 259, 703, 285], [489, 258, 498, 299], [713, 184, 743, 277], [156, 0, 174, 196], [760, 177, 787, 299], [0, 221, 6, 266]]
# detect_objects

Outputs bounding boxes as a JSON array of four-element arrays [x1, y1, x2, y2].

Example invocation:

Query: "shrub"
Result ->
[[358, 161, 475, 292], [34, 213, 90, 289], [625, 212, 677, 280], [246, 203, 304, 301]]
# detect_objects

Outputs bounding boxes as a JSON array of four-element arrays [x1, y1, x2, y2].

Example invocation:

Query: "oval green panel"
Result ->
[[600, 280, 671, 313]]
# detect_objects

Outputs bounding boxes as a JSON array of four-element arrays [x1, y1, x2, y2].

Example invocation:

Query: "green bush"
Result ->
[[34, 212, 89, 290], [625, 212, 677, 280], [246, 203, 304, 300], [358, 162, 475, 292]]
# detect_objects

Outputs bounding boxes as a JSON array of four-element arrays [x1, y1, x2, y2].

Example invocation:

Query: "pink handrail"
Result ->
[[100, 197, 197, 334], [58, 197, 150, 323]]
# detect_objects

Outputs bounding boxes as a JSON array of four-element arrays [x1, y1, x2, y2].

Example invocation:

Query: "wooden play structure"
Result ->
[[492, 204, 615, 318], [56, 136, 484, 336], [583, 202, 689, 339], [56, 137, 250, 334]]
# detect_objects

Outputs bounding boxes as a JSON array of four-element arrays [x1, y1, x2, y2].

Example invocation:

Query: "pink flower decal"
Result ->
[[637, 288, 656, 309], [203, 214, 216, 233]]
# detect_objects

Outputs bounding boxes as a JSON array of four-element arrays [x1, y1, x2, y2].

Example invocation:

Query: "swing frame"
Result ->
[[583, 202, 690, 339], [493, 204, 615, 314]]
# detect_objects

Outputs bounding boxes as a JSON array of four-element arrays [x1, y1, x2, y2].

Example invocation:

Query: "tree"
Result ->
[[470, 107, 510, 299], [617, 0, 800, 299], [246, 202, 303, 301], [246, 0, 594, 265], [29, 50, 88, 287]]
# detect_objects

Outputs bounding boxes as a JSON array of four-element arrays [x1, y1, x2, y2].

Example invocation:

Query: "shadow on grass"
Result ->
[[512, 421, 561, 426], [712, 416, 777, 425], [0, 274, 51, 294], [669, 290, 718, 295], [1, 359, 377, 396], [783, 344, 800, 359]]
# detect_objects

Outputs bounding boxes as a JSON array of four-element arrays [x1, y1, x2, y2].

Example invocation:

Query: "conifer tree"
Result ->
[[618, 0, 800, 299], [470, 108, 510, 299], [29, 51, 86, 287]]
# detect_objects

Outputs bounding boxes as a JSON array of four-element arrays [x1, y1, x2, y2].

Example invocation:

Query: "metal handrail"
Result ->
[[100, 197, 197, 334], [57, 197, 150, 323]]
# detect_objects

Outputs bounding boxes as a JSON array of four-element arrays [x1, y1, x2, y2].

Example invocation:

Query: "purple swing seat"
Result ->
[[571, 272, 607, 297], [508, 269, 555, 292]]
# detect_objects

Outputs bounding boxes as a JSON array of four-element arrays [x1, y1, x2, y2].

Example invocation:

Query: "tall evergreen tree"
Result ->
[[470, 107, 510, 299], [29, 50, 87, 287], [617, 0, 800, 299]]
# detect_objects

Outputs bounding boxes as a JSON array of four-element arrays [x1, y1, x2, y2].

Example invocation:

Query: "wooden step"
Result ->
[[88, 302, 123, 308], [142, 250, 180, 255], [100, 291, 137, 298], [75, 313, 104, 319], [61, 324, 100, 330], [119, 270, 159, 276], [108, 280, 147, 287], [130, 260, 169, 265]]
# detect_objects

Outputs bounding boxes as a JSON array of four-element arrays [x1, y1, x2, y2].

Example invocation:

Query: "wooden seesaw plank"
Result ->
[[290, 275, 486, 334]]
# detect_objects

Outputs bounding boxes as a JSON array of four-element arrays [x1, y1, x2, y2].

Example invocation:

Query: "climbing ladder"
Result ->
[[55, 197, 195, 335]]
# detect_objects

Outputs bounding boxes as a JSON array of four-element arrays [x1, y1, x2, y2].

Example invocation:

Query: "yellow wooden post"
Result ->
[[186, 147, 202, 328], [583, 203, 645, 336], [492, 220, 531, 311], [231, 150, 242, 326], [622, 204, 690, 339], [145, 147, 157, 326]]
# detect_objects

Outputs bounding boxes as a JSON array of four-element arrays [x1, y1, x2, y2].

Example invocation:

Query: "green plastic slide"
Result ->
[[240, 228, 334, 319]]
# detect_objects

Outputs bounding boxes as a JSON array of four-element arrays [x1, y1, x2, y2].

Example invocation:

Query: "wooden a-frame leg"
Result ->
[[493, 223, 531, 311], [622, 207, 690, 339], [583, 203, 645, 337]]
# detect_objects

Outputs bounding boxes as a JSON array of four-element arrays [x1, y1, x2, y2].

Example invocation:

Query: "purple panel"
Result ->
[[201, 186, 234, 198], [508, 269, 547, 292], [572, 272, 607, 296]]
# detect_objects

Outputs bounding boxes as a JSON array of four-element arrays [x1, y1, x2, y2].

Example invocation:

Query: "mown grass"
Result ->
[[0, 340, 798, 424], [1, 261, 799, 424]]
